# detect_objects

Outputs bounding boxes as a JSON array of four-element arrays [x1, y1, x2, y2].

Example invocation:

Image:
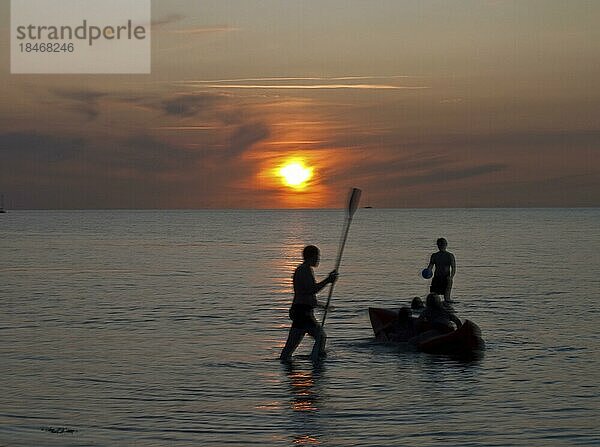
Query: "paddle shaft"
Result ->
[[319, 214, 354, 327], [310, 187, 360, 362]]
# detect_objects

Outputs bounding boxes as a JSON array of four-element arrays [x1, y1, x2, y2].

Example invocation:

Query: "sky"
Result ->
[[1, 0, 599, 209]]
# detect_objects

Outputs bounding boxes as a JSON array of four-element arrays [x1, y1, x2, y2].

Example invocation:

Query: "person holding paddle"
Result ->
[[279, 245, 338, 363], [279, 188, 361, 363]]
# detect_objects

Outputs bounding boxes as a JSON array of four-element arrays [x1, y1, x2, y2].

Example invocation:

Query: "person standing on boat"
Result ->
[[427, 238, 456, 303], [280, 245, 338, 362]]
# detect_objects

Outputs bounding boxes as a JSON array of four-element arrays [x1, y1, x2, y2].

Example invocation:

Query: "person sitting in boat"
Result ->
[[416, 293, 462, 336], [389, 306, 418, 342], [411, 296, 425, 311], [280, 245, 338, 362]]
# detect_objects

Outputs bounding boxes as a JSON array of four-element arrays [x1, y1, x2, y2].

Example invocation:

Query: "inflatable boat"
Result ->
[[369, 307, 485, 356]]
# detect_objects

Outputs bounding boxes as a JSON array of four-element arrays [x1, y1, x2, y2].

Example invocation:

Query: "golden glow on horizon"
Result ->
[[278, 161, 313, 189]]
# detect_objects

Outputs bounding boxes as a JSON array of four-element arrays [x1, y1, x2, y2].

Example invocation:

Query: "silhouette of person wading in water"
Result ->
[[280, 245, 338, 362], [427, 238, 456, 304]]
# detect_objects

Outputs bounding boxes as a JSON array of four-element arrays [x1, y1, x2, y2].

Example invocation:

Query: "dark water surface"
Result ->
[[1, 209, 599, 446]]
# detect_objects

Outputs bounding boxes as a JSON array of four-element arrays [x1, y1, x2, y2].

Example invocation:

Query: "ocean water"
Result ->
[[1, 209, 599, 447]]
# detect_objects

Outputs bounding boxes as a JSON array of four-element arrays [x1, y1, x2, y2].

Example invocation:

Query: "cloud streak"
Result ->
[[167, 26, 238, 35], [154, 126, 221, 131], [175, 75, 426, 91], [160, 93, 224, 117], [180, 75, 415, 83], [151, 14, 185, 28], [51, 88, 107, 120], [396, 163, 508, 187], [196, 84, 425, 90]]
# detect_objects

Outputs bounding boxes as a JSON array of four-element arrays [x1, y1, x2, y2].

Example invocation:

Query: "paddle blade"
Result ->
[[347, 187, 362, 218]]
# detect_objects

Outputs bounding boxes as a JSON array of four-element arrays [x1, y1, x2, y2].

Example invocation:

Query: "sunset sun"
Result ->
[[278, 161, 313, 189]]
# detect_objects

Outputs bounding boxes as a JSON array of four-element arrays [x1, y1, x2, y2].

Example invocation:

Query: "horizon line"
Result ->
[[3, 206, 598, 211]]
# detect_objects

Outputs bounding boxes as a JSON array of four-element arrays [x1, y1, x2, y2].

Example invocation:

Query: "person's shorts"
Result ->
[[430, 275, 451, 294], [289, 304, 319, 333]]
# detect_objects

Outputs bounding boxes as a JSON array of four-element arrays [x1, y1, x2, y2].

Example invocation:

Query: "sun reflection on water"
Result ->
[[293, 434, 321, 445], [288, 369, 318, 412], [283, 365, 323, 445]]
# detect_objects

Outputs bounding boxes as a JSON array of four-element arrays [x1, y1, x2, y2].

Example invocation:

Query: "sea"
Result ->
[[1, 209, 599, 447]]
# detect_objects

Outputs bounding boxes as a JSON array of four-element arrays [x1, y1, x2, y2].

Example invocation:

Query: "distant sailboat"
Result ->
[[0, 194, 6, 213]]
